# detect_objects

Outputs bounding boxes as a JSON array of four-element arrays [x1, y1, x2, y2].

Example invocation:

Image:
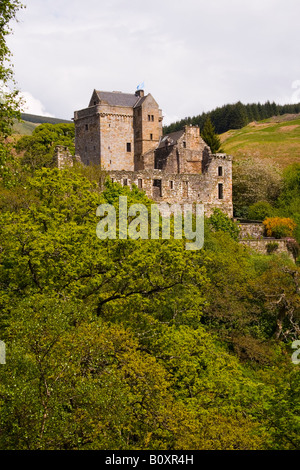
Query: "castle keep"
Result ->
[[73, 89, 233, 217]]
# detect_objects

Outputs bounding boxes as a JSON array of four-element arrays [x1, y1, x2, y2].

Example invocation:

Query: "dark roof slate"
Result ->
[[96, 91, 140, 107], [158, 129, 185, 149]]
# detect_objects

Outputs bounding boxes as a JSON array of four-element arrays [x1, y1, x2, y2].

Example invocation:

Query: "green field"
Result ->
[[13, 119, 39, 135], [12, 113, 73, 136], [220, 114, 300, 168]]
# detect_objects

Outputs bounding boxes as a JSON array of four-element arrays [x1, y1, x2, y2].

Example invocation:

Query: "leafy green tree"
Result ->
[[16, 122, 75, 169], [0, 0, 24, 184], [233, 158, 283, 217], [208, 208, 240, 240], [248, 201, 275, 221], [201, 117, 221, 153]]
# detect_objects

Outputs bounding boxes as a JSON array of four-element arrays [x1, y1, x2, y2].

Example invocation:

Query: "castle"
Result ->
[[72, 89, 233, 217]]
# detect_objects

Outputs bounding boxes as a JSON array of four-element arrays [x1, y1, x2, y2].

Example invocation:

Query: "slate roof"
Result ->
[[157, 130, 185, 149], [95, 91, 140, 108]]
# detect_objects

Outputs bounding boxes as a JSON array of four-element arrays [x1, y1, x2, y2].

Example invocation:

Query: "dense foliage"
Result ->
[[16, 122, 75, 170], [164, 100, 300, 136], [0, 166, 299, 450], [0, 0, 24, 185], [0, 0, 299, 451]]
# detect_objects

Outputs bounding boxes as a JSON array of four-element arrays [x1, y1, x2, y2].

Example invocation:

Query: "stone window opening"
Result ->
[[218, 166, 223, 176], [85, 124, 89, 131], [123, 178, 128, 186], [183, 141, 186, 148], [138, 178, 143, 189], [126, 142, 131, 152], [153, 179, 162, 197], [218, 183, 224, 199], [151, 115, 154, 121], [150, 133, 153, 140], [183, 181, 188, 198], [148, 115, 151, 121], [170, 180, 174, 189]]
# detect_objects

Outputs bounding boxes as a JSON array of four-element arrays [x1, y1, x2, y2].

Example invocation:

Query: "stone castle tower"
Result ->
[[73, 89, 163, 170], [73, 89, 233, 217]]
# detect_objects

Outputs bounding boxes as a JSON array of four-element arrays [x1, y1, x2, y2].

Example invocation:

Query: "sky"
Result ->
[[6, 0, 300, 125]]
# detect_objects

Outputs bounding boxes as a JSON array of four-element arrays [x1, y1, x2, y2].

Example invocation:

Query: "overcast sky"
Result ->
[[6, 0, 300, 125]]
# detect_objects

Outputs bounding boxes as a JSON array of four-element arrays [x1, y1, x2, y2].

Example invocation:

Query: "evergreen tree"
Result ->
[[200, 117, 221, 153]]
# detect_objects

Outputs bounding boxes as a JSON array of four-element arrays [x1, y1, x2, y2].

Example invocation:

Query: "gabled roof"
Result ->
[[95, 90, 140, 107], [157, 130, 185, 149]]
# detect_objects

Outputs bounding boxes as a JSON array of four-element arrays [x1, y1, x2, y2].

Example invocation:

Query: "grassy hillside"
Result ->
[[13, 119, 39, 136], [220, 114, 300, 168], [12, 113, 73, 136]]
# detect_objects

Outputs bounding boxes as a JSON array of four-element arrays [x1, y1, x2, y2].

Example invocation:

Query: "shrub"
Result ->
[[285, 238, 300, 261], [248, 201, 274, 221], [208, 208, 240, 240], [266, 242, 279, 254], [263, 217, 296, 239]]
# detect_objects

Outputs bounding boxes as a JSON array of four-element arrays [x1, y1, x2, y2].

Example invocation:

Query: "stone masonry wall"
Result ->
[[108, 166, 233, 217], [99, 105, 135, 171], [74, 106, 101, 166], [240, 239, 294, 261]]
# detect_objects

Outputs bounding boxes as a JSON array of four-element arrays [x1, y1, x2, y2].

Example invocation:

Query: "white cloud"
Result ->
[[6, 0, 300, 122], [19, 91, 54, 117]]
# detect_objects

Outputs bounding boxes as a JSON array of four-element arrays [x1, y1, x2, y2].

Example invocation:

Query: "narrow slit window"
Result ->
[[150, 133, 153, 140], [138, 178, 143, 189], [170, 180, 174, 189], [218, 166, 223, 176], [126, 142, 131, 152], [218, 183, 224, 199], [123, 179, 128, 186]]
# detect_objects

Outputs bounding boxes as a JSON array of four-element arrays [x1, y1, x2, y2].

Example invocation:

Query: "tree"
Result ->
[[200, 117, 221, 153], [248, 201, 275, 221], [0, 0, 24, 184], [232, 158, 283, 217], [208, 208, 240, 240], [16, 123, 75, 169]]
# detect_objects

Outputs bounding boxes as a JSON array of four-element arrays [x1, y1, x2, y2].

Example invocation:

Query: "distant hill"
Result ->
[[13, 113, 73, 136], [163, 100, 300, 136], [220, 114, 300, 168]]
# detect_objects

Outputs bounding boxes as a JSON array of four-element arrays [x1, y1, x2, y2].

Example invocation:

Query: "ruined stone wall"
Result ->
[[108, 165, 233, 217], [53, 146, 82, 169], [179, 126, 207, 174], [237, 221, 265, 239], [240, 239, 294, 261], [149, 126, 210, 175], [200, 154, 233, 217]]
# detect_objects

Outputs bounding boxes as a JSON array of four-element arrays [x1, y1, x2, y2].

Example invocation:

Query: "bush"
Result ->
[[248, 201, 274, 221], [263, 217, 297, 239], [208, 208, 240, 240], [285, 238, 300, 261], [266, 241, 279, 254]]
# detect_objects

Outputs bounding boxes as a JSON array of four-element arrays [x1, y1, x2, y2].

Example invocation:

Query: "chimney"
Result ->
[[135, 89, 144, 98]]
